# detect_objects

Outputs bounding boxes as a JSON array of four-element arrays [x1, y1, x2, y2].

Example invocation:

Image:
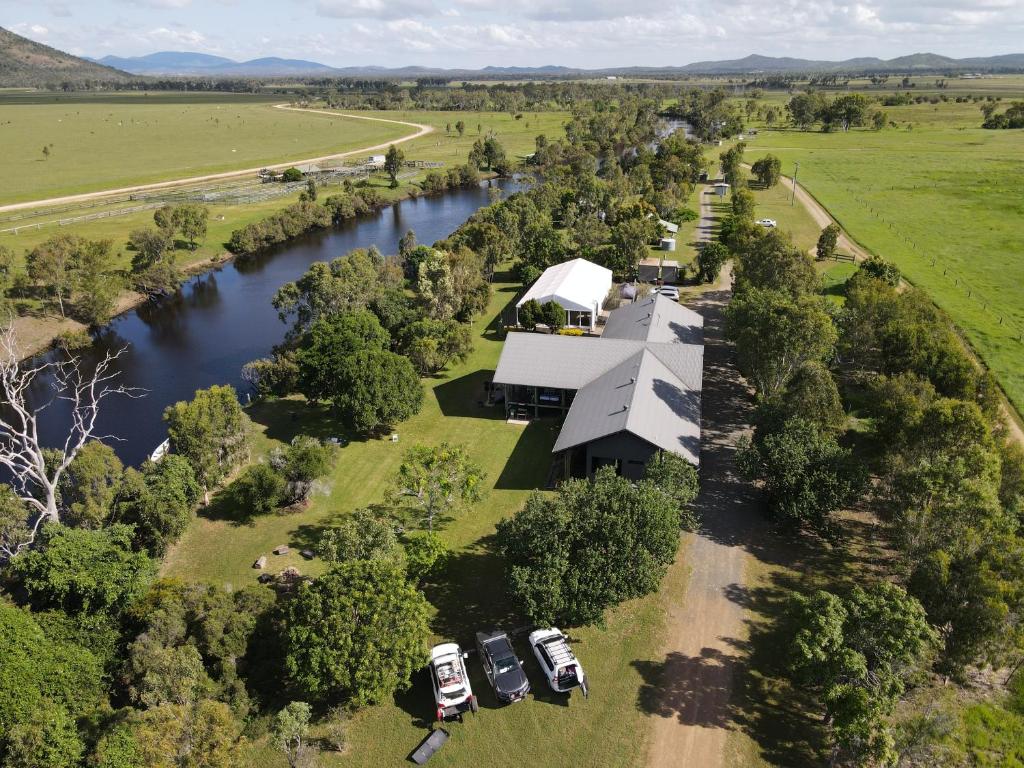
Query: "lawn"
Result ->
[[747, 97, 1024, 415], [162, 269, 681, 767], [0, 92, 415, 204]]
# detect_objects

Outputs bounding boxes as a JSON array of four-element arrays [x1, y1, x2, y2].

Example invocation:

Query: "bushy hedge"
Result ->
[[226, 201, 332, 255]]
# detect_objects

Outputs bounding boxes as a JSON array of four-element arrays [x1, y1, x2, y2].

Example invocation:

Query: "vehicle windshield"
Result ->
[[494, 656, 518, 675], [442, 687, 466, 700]]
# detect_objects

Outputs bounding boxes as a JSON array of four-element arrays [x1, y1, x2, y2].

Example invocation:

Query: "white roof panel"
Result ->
[[516, 258, 613, 314]]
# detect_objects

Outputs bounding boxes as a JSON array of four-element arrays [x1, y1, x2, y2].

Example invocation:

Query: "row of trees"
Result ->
[[720, 184, 1024, 760], [787, 91, 887, 131]]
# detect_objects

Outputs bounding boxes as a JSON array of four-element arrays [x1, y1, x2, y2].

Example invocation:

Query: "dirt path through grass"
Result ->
[[0, 106, 432, 214], [646, 189, 765, 768]]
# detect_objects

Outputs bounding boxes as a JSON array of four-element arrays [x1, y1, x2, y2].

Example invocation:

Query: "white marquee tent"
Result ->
[[516, 258, 613, 331]]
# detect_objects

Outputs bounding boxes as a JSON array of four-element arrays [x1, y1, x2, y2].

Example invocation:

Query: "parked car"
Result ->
[[756, 218, 777, 228], [657, 285, 680, 301], [475, 630, 530, 703], [529, 628, 589, 697], [428, 643, 478, 721]]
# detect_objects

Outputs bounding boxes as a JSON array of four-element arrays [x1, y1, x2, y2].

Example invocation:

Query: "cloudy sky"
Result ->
[[3, 0, 1022, 68]]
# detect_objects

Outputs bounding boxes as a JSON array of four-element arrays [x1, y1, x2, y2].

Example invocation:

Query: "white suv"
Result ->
[[756, 218, 777, 228], [529, 628, 589, 697], [429, 643, 478, 720]]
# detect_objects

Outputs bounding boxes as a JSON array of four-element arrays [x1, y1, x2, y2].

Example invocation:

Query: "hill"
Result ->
[[95, 51, 339, 76], [0, 26, 131, 87]]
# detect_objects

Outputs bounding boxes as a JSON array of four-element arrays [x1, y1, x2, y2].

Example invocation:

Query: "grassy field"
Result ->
[[744, 98, 1024, 414], [162, 270, 682, 767], [0, 92, 416, 204]]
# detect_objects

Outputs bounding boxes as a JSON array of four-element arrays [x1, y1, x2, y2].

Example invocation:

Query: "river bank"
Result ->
[[24, 176, 520, 466], [11, 171, 506, 362]]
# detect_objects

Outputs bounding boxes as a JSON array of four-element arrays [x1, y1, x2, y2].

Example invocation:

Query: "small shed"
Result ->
[[658, 218, 679, 235], [516, 258, 613, 331], [368, 154, 386, 168], [638, 257, 680, 284], [712, 182, 731, 197]]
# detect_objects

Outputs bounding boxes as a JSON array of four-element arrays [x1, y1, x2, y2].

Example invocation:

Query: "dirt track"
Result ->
[[645, 189, 764, 768], [0, 106, 433, 215]]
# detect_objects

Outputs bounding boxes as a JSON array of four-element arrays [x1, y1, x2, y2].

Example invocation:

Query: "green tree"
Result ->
[[5, 699, 83, 768], [163, 385, 250, 495], [468, 138, 486, 169], [317, 507, 399, 563], [26, 233, 82, 317], [785, 583, 935, 765], [608, 217, 653, 275], [497, 466, 680, 626], [0, 601, 104, 766], [403, 531, 449, 584], [112, 455, 200, 556], [734, 229, 819, 297], [270, 436, 336, 505], [74, 238, 121, 326], [122, 699, 246, 768], [282, 560, 430, 707], [483, 135, 507, 172], [233, 463, 285, 515], [297, 311, 390, 403], [388, 442, 485, 530], [726, 288, 837, 399], [750, 154, 782, 187], [61, 439, 124, 529], [737, 418, 861, 539], [730, 187, 756, 220], [696, 241, 729, 284], [334, 350, 423, 435], [9, 523, 154, 616], [272, 701, 316, 768], [749, 154, 778, 187], [815, 223, 841, 260], [154, 205, 176, 234], [173, 204, 209, 250], [718, 141, 746, 188], [827, 93, 871, 131], [384, 144, 405, 188], [642, 451, 700, 530], [539, 300, 565, 330], [455, 120, 465, 137], [128, 227, 172, 273], [859, 255, 901, 286], [400, 318, 473, 375], [768, 360, 846, 433], [281, 167, 303, 183]]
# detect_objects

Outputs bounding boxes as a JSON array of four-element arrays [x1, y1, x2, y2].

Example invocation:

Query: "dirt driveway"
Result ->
[[645, 189, 766, 768]]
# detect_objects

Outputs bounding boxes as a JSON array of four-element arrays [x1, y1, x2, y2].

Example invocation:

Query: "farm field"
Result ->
[[748, 98, 1024, 415], [0, 92, 419, 205], [162, 270, 678, 767]]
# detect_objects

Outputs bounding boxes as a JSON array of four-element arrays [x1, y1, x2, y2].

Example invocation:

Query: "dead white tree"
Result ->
[[0, 323, 142, 561]]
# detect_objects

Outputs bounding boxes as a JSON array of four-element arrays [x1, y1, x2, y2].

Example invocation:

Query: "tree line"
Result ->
[[718, 180, 1023, 763]]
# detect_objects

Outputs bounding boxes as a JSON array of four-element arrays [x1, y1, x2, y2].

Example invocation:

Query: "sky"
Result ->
[[3, 0, 1023, 69]]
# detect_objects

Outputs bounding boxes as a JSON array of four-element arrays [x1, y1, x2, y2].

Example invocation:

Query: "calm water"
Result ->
[[28, 179, 518, 466]]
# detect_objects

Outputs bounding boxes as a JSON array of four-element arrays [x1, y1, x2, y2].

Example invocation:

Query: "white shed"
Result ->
[[516, 258, 613, 332]]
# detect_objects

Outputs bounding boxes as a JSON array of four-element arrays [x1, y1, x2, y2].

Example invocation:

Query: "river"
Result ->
[[28, 179, 519, 466]]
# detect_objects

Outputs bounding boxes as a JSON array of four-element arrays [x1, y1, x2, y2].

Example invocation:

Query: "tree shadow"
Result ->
[[493, 420, 557, 490], [633, 647, 738, 729], [433, 369, 501, 419]]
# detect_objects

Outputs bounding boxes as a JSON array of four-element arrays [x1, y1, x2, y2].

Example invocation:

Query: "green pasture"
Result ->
[[163, 271, 678, 767], [0, 92, 419, 205], [745, 99, 1024, 415]]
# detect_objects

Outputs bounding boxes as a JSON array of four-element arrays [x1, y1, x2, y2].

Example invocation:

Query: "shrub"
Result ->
[[234, 463, 285, 515], [557, 327, 584, 336]]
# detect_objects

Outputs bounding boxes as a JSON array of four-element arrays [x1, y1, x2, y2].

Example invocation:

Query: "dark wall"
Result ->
[[584, 431, 657, 480]]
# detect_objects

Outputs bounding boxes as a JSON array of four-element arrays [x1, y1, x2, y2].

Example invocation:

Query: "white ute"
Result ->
[[429, 643, 478, 721], [529, 628, 589, 697]]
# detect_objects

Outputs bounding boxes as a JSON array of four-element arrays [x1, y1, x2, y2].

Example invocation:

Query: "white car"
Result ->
[[529, 628, 589, 697], [429, 643, 478, 720], [657, 285, 680, 301], [756, 218, 777, 228]]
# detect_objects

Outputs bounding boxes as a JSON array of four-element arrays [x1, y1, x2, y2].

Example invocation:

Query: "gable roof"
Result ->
[[552, 345, 702, 464], [494, 293, 705, 465], [602, 293, 704, 345], [516, 258, 613, 313]]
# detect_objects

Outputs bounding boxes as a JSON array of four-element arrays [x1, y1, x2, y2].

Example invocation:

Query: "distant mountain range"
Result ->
[[2, 26, 1023, 86], [92, 51, 340, 77], [0, 26, 132, 87], [92, 50, 1024, 78]]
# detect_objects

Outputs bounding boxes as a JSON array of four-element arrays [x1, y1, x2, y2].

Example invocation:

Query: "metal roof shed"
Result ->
[[516, 258, 613, 331]]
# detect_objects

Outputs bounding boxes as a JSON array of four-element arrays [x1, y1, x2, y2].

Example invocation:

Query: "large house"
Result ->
[[494, 293, 704, 480], [515, 258, 613, 332]]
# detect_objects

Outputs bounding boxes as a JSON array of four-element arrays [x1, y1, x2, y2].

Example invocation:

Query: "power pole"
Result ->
[[790, 162, 800, 207]]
